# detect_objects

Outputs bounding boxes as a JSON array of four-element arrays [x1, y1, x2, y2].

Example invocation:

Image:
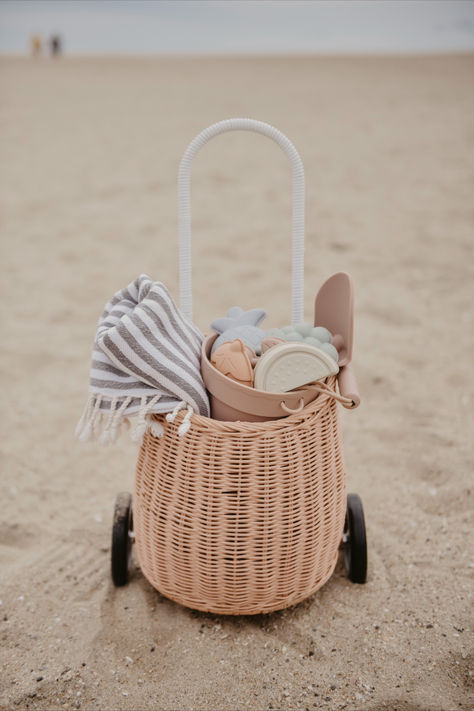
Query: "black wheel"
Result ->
[[343, 493, 367, 584], [111, 492, 133, 586]]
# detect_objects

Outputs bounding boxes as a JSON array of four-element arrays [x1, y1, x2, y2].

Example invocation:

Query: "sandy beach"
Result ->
[[1, 54, 473, 710]]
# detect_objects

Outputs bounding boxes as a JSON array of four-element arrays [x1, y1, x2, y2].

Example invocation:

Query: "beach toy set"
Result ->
[[77, 118, 367, 614], [210, 312, 339, 393]]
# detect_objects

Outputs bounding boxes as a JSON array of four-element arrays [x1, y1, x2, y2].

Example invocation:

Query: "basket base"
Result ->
[[135, 548, 340, 616]]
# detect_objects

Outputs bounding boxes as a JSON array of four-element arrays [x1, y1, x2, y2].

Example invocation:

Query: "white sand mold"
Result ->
[[253, 342, 339, 393]]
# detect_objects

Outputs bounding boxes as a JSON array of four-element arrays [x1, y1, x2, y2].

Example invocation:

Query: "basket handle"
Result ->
[[178, 118, 305, 325]]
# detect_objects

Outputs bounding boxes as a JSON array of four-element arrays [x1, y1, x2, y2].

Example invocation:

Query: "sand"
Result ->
[[0, 54, 473, 711]]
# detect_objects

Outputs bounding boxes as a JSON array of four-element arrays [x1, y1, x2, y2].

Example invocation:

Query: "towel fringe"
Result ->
[[76, 394, 163, 446], [132, 395, 162, 444], [146, 414, 165, 438], [75, 393, 95, 440], [178, 404, 194, 437], [166, 401, 187, 423], [110, 396, 132, 443], [76, 392, 195, 445], [166, 400, 194, 437]]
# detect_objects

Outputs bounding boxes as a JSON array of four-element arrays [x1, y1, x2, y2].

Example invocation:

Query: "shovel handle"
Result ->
[[338, 362, 360, 408]]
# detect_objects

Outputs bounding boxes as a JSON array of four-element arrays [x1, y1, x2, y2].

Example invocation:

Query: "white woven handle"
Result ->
[[178, 118, 305, 324]]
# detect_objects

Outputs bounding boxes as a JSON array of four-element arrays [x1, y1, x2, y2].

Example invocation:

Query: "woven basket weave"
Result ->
[[134, 376, 346, 615]]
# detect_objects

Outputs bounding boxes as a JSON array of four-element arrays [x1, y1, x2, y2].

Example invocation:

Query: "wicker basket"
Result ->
[[133, 119, 355, 614], [135, 377, 347, 615]]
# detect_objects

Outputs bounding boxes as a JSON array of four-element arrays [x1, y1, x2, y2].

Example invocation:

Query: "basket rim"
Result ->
[[151, 375, 338, 435]]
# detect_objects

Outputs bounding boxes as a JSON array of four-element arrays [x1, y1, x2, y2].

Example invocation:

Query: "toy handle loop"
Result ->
[[178, 118, 305, 324]]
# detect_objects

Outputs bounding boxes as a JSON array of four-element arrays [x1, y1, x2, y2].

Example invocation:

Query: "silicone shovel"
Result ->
[[314, 272, 360, 407]]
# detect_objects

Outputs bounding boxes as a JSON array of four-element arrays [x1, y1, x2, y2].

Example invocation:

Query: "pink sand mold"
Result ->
[[210, 338, 255, 387]]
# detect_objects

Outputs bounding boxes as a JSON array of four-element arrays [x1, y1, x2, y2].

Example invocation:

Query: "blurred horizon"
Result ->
[[1, 0, 474, 56]]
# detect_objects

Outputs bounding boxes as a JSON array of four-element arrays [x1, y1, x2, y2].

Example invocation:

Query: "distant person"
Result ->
[[49, 35, 62, 57], [30, 34, 43, 57]]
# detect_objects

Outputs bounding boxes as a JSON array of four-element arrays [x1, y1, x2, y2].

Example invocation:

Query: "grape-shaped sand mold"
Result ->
[[264, 323, 339, 362]]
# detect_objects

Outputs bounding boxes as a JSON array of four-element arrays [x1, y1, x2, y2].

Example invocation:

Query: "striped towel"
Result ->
[[76, 275, 210, 445]]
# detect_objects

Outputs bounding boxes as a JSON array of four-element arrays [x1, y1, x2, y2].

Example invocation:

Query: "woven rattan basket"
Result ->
[[136, 378, 347, 615], [132, 119, 358, 614]]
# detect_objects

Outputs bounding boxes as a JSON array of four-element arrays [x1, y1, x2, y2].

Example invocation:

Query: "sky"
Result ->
[[1, 0, 474, 55]]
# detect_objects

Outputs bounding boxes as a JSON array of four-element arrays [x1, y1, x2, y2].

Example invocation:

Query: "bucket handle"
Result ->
[[178, 118, 305, 325]]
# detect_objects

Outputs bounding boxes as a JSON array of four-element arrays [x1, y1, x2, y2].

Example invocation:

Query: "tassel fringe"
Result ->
[[166, 400, 194, 438], [75, 393, 195, 445]]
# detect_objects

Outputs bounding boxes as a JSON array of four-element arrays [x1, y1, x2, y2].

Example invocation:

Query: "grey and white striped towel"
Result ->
[[75, 275, 210, 444]]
